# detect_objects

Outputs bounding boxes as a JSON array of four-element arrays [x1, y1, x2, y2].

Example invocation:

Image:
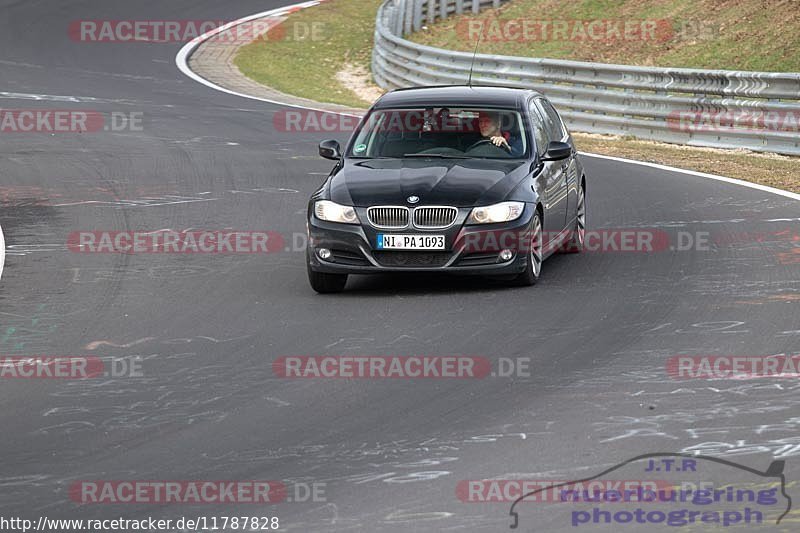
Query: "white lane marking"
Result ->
[[0, 91, 101, 103], [5, 243, 66, 257], [0, 222, 4, 281], [51, 197, 216, 208], [580, 152, 800, 202], [176, 2, 800, 202]]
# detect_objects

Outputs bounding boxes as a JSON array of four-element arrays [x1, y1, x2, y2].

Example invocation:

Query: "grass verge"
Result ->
[[234, 0, 382, 108], [408, 0, 800, 72], [573, 133, 800, 194]]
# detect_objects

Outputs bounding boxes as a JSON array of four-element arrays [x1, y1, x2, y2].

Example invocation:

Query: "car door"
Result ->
[[529, 99, 569, 247], [538, 98, 577, 228]]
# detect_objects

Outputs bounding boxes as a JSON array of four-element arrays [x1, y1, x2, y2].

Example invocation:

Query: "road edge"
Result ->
[[175, 1, 800, 204], [0, 222, 5, 281], [580, 153, 800, 202]]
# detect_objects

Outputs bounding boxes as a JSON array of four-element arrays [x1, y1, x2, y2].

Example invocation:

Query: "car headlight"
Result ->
[[314, 200, 359, 224], [466, 201, 525, 224]]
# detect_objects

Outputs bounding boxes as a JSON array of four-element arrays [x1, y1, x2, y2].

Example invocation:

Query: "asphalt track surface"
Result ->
[[1, 1, 799, 531]]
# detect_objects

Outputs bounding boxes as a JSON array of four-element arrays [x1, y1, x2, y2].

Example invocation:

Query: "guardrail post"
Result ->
[[403, 0, 413, 35], [472, 0, 480, 14], [455, 0, 464, 14], [413, 0, 423, 32], [493, 0, 501, 7], [383, 2, 393, 35], [440, 0, 448, 20], [427, 0, 436, 24], [393, 1, 404, 35]]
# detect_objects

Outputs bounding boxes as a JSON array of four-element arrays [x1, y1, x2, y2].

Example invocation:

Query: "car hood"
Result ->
[[329, 158, 529, 208]]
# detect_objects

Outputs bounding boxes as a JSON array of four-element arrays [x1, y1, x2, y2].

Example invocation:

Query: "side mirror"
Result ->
[[319, 139, 342, 160], [541, 141, 571, 161]]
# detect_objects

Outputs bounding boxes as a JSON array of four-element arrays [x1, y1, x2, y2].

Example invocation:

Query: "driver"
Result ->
[[477, 111, 523, 156]]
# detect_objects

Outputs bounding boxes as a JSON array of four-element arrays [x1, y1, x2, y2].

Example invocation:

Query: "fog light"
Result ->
[[318, 248, 332, 260], [499, 249, 514, 262]]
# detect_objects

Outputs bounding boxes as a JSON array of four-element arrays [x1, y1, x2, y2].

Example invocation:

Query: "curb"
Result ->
[[175, 0, 362, 116]]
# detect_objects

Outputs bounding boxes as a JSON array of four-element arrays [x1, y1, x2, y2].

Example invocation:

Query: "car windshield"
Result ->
[[348, 107, 528, 159]]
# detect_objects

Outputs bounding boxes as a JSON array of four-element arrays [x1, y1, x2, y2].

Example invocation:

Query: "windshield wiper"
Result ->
[[402, 153, 471, 159]]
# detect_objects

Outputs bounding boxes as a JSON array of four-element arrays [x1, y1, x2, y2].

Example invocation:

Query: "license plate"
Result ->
[[377, 234, 445, 250]]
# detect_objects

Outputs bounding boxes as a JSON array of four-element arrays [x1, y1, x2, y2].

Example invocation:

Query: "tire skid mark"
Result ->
[[84, 337, 155, 350]]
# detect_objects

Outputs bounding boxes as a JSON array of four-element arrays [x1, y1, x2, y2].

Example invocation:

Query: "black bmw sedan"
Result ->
[[306, 86, 586, 293]]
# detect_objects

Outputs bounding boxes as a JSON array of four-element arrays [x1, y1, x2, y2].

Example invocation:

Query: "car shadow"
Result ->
[[337, 252, 576, 297]]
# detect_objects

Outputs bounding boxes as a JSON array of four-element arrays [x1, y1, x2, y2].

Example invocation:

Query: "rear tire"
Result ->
[[510, 211, 543, 287], [307, 264, 348, 293], [561, 181, 585, 254]]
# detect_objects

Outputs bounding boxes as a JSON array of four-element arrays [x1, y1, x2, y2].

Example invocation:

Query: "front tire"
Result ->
[[510, 211, 543, 286], [307, 264, 348, 293]]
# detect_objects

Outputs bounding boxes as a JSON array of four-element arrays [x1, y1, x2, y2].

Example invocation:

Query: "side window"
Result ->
[[538, 99, 567, 141], [528, 100, 549, 156]]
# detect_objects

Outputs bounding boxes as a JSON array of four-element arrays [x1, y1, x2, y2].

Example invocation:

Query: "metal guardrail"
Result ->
[[372, 0, 800, 156]]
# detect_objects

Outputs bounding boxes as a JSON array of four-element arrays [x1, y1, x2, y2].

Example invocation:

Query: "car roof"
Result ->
[[372, 85, 542, 110]]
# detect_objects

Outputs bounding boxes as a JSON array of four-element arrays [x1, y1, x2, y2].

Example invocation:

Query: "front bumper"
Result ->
[[307, 203, 535, 275]]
